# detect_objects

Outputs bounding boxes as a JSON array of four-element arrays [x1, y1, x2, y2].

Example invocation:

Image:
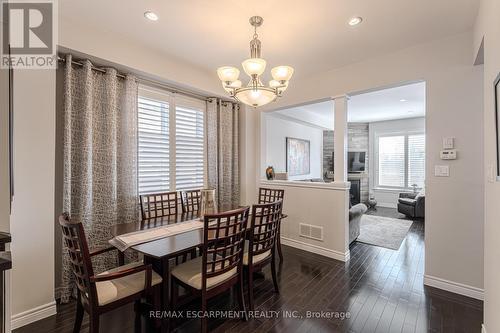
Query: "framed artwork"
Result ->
[[495, 73, 500, 177], [286, 137, 310, 176]]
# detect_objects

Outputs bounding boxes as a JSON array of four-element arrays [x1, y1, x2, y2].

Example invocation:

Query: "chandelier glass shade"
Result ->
[[217, 16, 294, 108]]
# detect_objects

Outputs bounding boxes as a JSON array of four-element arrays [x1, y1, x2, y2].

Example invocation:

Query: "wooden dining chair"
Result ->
[[59, 213, 162, 333], [170, 207, 250, 333], [180, 189, 202, 213], [140, 191, 179, 219], [245, 200, 283, 311], [258, 187, 285, 262]]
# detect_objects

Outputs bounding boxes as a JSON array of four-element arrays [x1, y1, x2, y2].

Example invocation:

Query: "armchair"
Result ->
[[349, 203, 368, 244], [59, 213, 162, 333], [398, 190, 425, 218]]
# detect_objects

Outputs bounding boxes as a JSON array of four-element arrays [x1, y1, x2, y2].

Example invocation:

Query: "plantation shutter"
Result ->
[[175, 97, 206, 191], [137, 89, 171, 194], [378, 135, 405, 187], [408, 134, 425, 188]]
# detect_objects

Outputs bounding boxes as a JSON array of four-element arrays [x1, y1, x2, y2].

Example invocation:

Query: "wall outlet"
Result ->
[[434, 165, 449, 177]]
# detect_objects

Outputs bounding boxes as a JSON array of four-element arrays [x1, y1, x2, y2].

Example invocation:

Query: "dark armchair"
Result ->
[[398, 190, 425, 218]]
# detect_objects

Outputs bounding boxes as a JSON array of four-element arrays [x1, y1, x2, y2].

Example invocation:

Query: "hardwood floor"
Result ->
[[15, 208, 483, 333]]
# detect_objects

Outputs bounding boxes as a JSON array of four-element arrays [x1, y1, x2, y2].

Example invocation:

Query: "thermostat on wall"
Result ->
[[440, 149, 457, 160]]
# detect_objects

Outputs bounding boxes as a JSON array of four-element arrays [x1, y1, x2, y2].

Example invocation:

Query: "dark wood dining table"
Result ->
[[108, 204, 287, 331]]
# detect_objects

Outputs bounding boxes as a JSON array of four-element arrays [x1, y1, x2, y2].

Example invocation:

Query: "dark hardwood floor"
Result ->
[[16, 208, 483, 333]]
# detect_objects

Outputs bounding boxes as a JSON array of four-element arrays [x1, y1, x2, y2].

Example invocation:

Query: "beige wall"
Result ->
[[58, 17, 221, 97], [0, 68, 10, 232], [474, 0, 500, 331], [10, 69, 56, 320], [261, 32, 485, 292]]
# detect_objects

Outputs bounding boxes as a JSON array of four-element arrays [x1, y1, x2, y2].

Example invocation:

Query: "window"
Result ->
[[408, 134, 425, 188], [137, 87, 206, 194], [376, 133, 425, 189], [175, 101, 205, 191], [378, 136, 405, 187], [138, 95, 170, 194]]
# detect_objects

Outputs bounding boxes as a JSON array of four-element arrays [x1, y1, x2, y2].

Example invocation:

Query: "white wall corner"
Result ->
[[423, 275, 484, 300], [11, 301, 57, 330]]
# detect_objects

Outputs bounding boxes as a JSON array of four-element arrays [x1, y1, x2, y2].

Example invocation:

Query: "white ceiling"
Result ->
[[272, 81, 426, 128], [60, 0, 479, 80]]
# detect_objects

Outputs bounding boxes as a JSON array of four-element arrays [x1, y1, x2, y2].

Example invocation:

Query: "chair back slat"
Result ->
[[258, 188, 285, 204], [59, 213, 97, 306], [181, 189, 201, 213], [249, 200, 283, 258], [140, 191, 179, 219], [202, 207, 249, 287]]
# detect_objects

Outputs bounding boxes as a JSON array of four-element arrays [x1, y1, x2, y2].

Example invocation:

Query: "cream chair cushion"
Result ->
[[171, 256, 237, 290], [95, 261, 162, 306], [242, 241, 271, 265]]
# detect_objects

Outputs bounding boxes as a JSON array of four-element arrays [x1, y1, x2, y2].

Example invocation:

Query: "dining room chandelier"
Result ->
[[217, 16, 294, 108]]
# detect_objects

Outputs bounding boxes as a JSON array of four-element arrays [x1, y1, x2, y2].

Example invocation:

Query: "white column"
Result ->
[[238, 105, 259, 205], [333, 95, 349, 184], [332, 94, 351, 257]]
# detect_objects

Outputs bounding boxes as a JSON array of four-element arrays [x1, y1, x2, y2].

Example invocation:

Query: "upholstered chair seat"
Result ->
[[95, 262, 163, 306], [242, 241, 271, 265], [171, 257, 237, 290]]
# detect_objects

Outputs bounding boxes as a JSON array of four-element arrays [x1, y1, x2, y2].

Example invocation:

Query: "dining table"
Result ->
[[108, 204, 287, 332]]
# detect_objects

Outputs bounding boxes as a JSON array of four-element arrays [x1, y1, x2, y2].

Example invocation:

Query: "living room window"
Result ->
[[376, 133, 425, 189], [138, 86, 206, 194]]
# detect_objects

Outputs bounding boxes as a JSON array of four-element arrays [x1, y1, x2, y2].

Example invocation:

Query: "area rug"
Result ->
[[356, 215, 413, 250]]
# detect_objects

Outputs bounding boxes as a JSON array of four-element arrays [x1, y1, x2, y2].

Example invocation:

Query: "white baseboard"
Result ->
[[482, 324, 486, 333], [281, 237, 349, 262], [424, 275, 484, 300], [11, 301, 57, 330]]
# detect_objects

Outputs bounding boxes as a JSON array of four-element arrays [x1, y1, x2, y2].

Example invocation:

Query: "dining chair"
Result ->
[[258, 187, 285, 262], [59, 213, 162, 333], [180, 189, 202, 213], [245, 200, 283, 311], [140, 191, 179, 219], [170, 207, 250, 333]]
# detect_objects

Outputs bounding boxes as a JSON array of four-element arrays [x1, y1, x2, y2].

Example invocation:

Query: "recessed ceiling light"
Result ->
[[400, 99, 407, 102], [407, 110, 414, 113], [144, 11, 159, 21], [348, 17, 363, 26]]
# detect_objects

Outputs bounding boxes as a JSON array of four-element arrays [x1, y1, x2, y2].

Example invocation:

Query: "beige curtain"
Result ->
[[206, 98, 240, 208], [58, 55, 139, 302]]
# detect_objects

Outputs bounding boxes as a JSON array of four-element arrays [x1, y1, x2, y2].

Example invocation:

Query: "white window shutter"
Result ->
[[137, 96, 170, 194], [408, 134, 425, 188], [175, 101, 205, 191], [378, 135, 405, 187]]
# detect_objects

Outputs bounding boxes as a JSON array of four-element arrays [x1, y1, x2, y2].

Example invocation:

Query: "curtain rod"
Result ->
[[57, 55, 233, 103]]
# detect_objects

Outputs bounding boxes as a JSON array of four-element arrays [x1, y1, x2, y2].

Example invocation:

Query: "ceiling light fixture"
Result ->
[[348, 17, 363, 26], [217, 16, 294, 108], [400, 99, 408, 102], [144, 11, 159, 21]]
